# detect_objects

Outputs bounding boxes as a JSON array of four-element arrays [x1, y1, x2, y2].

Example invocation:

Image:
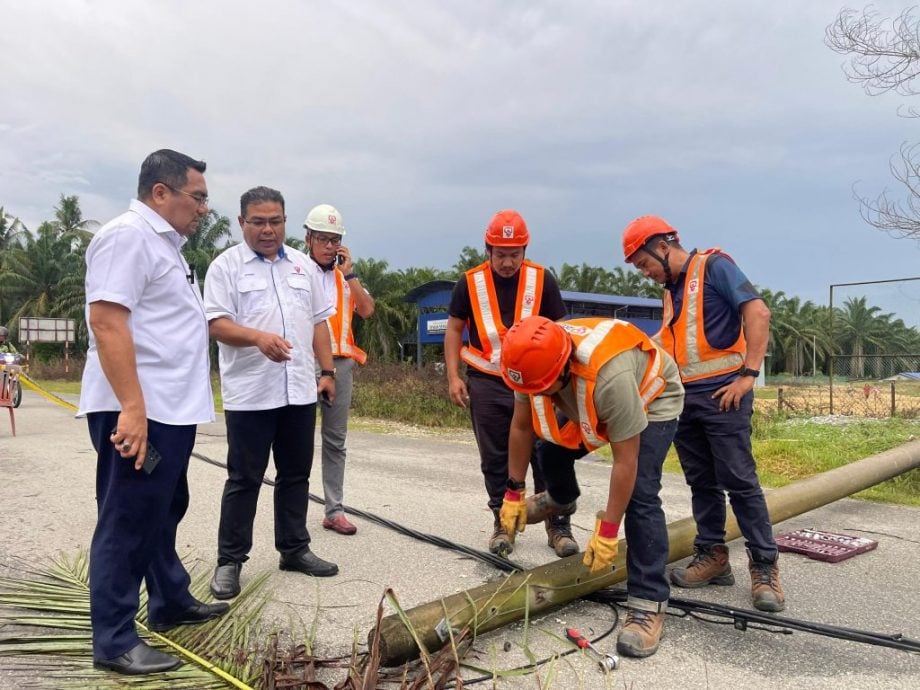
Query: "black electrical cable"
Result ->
[[588, 589, 920, 654], [191, 450, 524, 573]]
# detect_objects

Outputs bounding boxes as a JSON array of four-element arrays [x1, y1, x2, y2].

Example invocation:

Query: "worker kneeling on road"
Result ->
[[499, 316, 684, 658]]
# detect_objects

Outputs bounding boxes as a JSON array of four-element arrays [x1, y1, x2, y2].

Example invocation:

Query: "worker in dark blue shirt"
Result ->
[[621, 215, 784, 614]]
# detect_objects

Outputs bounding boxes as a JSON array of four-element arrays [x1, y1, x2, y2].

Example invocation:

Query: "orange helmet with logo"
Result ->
[[485, 209, 530, 247], [500, 316, 572, 394], [622, 215, 678, 262]]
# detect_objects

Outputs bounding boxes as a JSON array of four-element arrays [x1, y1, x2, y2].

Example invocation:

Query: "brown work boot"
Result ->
[[748, 552, 785, 612], [616, 608, 665, 658], [526, 491, 577, 524], [545, 515, 579, 557], [670, 544, 735, 588], [488, 511, 513, 556]]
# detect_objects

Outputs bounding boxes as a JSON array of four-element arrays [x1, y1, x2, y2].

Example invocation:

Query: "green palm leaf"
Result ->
[[0, 551, 269, 689]]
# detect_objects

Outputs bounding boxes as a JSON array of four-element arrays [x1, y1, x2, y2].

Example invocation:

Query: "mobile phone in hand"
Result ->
[[142, 442, 162, 475], [320, 390, 332, 407]]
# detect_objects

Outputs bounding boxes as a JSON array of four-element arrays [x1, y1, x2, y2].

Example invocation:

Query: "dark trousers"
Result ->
[[468, 374, 546, 511], [218, 405, 316, 564], [87, 412, 197, 660], [674, 389, 778, 562], [538, 419, 677, 605]]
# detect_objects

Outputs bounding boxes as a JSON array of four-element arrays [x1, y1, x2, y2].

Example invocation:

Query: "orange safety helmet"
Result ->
[[500, 316, 572, 394], [485, 209, 530, 247], [621, 215, 679, 262]]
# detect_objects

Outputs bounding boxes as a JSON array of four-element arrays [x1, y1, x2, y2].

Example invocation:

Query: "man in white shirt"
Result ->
[[205, 186, 338, 601], [79, 149, 228, 676]]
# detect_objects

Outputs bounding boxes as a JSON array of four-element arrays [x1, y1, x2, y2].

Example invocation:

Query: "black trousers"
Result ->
[[468, 374, 546, 511], [674, 389, 778, 562], [537, 419, 678, 604], [87, 412, 197, 660], [217, 404, 316, 564]]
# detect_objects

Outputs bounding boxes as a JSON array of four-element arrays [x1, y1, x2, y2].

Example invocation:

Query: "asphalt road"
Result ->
[[1, 390, 919, 689]]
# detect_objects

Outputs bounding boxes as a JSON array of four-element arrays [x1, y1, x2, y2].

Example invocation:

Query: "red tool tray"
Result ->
[[775, 529, 878, 563]]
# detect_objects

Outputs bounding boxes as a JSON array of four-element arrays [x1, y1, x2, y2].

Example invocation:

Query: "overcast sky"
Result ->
[[2, 0, 919, 322]]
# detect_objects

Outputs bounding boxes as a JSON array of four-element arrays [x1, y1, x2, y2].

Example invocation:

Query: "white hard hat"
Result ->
[[303, 204, 346, 236]]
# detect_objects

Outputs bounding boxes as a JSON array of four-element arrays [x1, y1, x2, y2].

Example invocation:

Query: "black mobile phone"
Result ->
[[336, 253, 345, 266], [320, 390, 332, 407], [142, 442, 162, 475]]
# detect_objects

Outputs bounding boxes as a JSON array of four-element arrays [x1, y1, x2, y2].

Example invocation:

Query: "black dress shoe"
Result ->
[[279, 549, 339, 577], [148, 599, 231, 632], [93, 640, 182, 675], [210, 562, 242, 600]]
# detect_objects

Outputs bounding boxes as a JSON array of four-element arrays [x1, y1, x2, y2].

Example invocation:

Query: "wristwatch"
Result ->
[[738, 366, 760, 378], [506, 477, 526, 491], [320, 368, 336, 379]]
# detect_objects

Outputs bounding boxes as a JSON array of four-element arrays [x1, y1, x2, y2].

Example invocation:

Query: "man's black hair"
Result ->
[[137, 149, 207, 199], [240, 186, 285, 217]]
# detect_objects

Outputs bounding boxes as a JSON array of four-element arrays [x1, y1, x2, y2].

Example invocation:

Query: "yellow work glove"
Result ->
[[583, 511, 620, 574], [499, 489, 527, 541]]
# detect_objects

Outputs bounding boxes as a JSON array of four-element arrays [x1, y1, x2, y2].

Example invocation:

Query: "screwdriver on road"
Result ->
[[565, 626, 619, 671]]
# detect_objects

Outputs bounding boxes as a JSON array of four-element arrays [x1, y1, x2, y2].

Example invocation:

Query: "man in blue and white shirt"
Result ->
[[204, 186, 338, 602]]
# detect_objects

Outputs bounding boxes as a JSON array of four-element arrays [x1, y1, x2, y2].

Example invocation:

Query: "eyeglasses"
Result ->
[[244, 217, 286, 229], [311, 234, 342, 247], [161, 182, 209, 207]]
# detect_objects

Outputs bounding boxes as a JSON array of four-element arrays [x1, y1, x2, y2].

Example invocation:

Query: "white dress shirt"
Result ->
[[204, 242, 334, 410], [78, 199, 215, 425]]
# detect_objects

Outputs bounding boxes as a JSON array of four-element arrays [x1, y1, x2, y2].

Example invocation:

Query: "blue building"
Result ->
[[402, 280, 663, 366]]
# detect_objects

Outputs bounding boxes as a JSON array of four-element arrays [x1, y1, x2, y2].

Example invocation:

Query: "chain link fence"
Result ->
[[771, 354, 920, 419]]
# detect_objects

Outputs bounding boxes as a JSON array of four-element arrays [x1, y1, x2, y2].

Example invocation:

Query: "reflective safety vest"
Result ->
[[531, 318, 667, 450], [326, 270, 367, 364], [460, 260, 544, 375], [658, 249, 745, 383]]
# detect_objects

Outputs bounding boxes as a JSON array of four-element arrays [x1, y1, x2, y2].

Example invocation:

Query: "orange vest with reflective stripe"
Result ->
[[530, 318, 667, 450], [658, 249, 745, 383], [327, 271, 367, 364], [460, 260, 545, 375]]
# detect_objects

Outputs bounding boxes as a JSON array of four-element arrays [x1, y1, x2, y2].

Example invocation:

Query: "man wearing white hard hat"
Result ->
[[304, 204, 375, 536]]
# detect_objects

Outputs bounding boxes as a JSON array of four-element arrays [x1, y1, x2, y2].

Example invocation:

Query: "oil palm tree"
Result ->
[[835, 296, 893, 378], [183, 209, 234, 288], [451, 246, 487, 277]]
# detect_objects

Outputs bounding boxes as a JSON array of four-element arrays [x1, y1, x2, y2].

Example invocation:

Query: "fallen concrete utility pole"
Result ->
[[373, 439, 920, 666]]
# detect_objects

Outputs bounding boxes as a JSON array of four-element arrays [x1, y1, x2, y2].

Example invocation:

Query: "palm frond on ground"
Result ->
[[0, 550, 269, 688], [0, 552, 490, 689]]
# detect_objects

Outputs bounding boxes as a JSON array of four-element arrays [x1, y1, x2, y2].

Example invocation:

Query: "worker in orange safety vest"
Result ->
[[305, 204, 376, 537], [444, 209, 570, 557], [622, 215, 784, 614], [499, 315, 684, 658]]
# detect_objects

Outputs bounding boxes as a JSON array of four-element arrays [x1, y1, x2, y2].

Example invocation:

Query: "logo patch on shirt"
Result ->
[[562, 324, 588, 336], [506, 368, 524, 385], [581, 421, 592, 436], [523, 294, 535, 307], [294, 265, 302, 273], [688, 278, 699, 294], [502, 225, 514, 238]]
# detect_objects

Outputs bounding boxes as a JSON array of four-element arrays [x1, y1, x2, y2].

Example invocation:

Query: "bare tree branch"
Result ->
[[856, 142, 920, 239], [826, 6, 920, 95]]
